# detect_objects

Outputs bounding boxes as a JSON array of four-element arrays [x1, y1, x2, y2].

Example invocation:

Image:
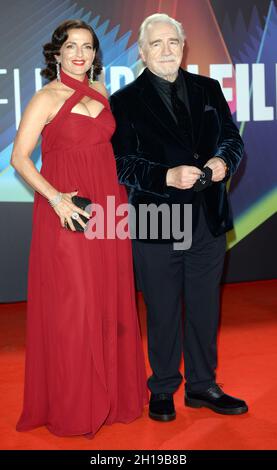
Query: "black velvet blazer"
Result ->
[[110, 68, 244, 239]]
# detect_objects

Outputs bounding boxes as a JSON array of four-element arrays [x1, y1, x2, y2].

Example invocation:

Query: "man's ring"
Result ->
[[71, 212, 79, 220]]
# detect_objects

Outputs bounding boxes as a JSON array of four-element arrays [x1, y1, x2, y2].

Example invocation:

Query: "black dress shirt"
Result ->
[[145, 67, 191, 124]]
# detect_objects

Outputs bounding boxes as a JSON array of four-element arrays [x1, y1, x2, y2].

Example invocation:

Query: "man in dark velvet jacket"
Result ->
[[110, 13, 248, 421]]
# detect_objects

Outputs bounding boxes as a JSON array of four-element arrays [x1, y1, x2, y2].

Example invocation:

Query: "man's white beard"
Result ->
[[158, 66, 179, 79]]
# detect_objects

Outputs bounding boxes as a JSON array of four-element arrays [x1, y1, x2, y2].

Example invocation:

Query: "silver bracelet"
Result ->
[[48, 192, 63, 207]]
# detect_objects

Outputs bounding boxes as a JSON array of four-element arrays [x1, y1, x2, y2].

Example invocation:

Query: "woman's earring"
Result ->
[[89, 64, 94, 85], [56, 61, 61, 81]]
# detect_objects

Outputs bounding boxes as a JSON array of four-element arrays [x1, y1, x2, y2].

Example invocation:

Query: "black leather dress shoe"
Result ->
[[149, 393, 176, 422], [185, 384, 248, 415]]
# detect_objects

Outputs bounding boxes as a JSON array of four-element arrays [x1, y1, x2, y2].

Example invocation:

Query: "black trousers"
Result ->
[[132, 204, 226, 394]]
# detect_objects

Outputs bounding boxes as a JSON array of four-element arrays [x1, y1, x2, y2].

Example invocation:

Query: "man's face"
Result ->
[[140, 21, 184, 78]]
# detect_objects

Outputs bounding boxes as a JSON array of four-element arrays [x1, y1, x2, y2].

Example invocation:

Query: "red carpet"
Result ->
[[0, 280, 276, 450]]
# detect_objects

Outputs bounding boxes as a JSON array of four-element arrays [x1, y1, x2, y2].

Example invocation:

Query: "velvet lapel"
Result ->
[[180, 69, 205, 147], [137, 69, 186, 148], [137, 68, 205, 149]]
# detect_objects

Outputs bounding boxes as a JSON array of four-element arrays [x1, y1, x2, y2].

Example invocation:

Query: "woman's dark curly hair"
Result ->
[[41, 19, 102, 81]]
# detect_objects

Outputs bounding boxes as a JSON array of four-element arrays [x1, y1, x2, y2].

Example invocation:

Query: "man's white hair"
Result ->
[[138, 13, 186, 48]]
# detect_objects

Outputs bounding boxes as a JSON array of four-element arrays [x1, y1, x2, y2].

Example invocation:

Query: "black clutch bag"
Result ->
[[69, 195, 92, 232]]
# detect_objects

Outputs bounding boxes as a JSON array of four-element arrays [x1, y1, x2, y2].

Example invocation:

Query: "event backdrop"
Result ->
[[0, 0, 276, 301]]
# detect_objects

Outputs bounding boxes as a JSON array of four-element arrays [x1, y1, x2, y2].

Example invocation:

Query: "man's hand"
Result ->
[[166, 165, 202, 189], [204, 157, 227, 182]]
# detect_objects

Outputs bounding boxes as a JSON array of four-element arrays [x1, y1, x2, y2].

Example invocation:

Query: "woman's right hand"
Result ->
[[52, 191, 91, 231]]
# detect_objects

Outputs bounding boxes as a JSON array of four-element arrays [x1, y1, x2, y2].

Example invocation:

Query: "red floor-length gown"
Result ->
[[16, 69, 148, 437]]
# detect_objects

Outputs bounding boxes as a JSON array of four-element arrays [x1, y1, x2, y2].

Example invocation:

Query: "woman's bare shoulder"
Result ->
[[33, 81, 70, 106], [40, 80, 66, 97], [34, 83, 59, 101], [90, 81, 109, 98], [25, 87, 56, 111]]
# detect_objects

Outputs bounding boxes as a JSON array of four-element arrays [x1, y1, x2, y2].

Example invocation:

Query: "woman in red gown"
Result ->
[[11, 20, 148, 438]]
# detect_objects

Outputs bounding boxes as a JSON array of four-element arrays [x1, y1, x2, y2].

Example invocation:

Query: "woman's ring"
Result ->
[[71, 212, 79, 220]]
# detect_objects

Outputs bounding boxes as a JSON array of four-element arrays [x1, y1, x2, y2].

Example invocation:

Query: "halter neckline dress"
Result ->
[[16, 69, 148, 438]]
